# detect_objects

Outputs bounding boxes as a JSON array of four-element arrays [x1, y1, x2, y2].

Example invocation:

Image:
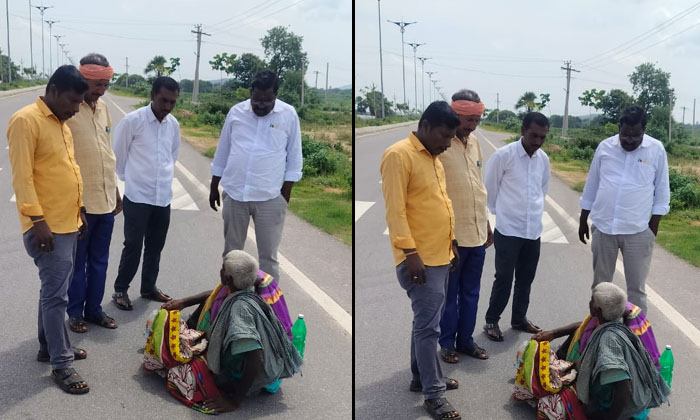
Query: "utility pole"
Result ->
[[301, 60, 305, 107], [125, 57, 129, 88], [377, 0, 385, 118], [693, 98, 696, 138], [58, 43, 67, 66], [496, 93, 500, 123], [45, 20, 58, 73], [668, 89, 674, 143], [406, 42, 424, 114], [33, 4, 51, 78], [426, 71, 436, 103], [681, 106, 687, 125], [325, 62, 329, 103], [388, 19, 416, 108], [29, 1, 33, 73], [417, 57, 429, 110], [313, 70, 320, 89], [53, 34, 63, 70], [561, 60, 580, 139], [6, 0, 11, 82], [191, 24, 210, 103]]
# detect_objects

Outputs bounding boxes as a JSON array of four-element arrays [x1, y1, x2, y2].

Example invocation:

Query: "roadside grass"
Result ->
[[354, 115, 418, 127], [656, 210, 700, 267], [288, 177, 352, 246], [108, 86, 148, 99], [0, 79, 45, 91], [480, 122, 518, 135]]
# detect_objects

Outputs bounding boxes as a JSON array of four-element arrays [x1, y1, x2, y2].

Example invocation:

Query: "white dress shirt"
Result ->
[[112, 104, 180, 207], [580, 134, 670, 235], [484, 138, 550, 240], [211, 98, 303, 202]]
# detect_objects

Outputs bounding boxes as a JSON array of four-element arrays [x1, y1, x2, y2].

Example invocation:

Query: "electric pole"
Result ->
[[668, 89, 674, 143], [28, 1, 33, 73], [561, 60, 580, 139], [313, 70, 320, 89], [693, 98, 696, 138], [53, 34, 63, 70], [417, 57, 429, 110], [406, 42, 424, 114], [426, 71, 436, 103], [681, 106, 687, 126], [325, 62, 329, 103], [497, 93, 500, 123], [388, 19, 416, 108], [301, 60, 305, 107], [33, 4, 51, 78], [125, 57, 129, 87], [58, 43, 67, 66], [45, 20, 58, 73], [377, 0, 385, 118], [6, 0, 11, 82], [191, 24, 210, 103]]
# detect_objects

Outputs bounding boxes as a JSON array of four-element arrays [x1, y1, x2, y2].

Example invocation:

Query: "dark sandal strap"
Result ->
[[425, 398, 460, 420]]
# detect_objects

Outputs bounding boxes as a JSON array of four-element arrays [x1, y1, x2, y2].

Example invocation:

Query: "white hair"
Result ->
[[223, 250, 259, 290], [592, 282, 627, 322]]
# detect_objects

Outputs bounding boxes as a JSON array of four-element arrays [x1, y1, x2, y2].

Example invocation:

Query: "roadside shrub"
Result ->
[[301, 135, 349, 177], [669, 169, 700, 209]]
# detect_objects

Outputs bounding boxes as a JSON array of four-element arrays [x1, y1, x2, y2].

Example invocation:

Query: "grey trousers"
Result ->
[[396, 261, 450, 400], [591, 225, 655, 314], [222, 193, 287, 282], [23, 229, 77, 370]]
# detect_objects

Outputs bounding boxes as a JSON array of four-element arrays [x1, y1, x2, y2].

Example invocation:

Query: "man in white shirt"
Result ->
[[111, 76, 181, 310], [209, 70, 303, 283], [482, 112, 550, 342], [578, 106, 670, 314]]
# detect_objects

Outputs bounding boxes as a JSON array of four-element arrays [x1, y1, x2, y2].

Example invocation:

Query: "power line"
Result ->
[[208, 0, 282, 29], [239, 0, 305, 27]]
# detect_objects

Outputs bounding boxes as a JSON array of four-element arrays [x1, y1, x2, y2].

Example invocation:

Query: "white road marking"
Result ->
[[477, 127, 700, 349], [383, 227, 389, 235], [354, 201, 375, 222], [105, 96, 128, 117], [10, 194, 15, 202], [487, 212, 567, 244], [171, 178, 199, 211]]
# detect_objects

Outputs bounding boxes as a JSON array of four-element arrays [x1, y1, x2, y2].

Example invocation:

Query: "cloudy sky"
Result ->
[[4, 0, 351, 88], [356, 0, 700, 121]]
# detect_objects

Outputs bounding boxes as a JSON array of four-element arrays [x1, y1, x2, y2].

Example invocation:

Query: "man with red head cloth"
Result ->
[[66, 53, 121, 333], [437, 89, 493, 364]]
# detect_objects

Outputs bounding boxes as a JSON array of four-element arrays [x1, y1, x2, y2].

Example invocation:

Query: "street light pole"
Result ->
[[53, 35, 63, 70], [406, 42, 424, 113], [417, 57, 429, 110], [388, 20, 416, 109], [33, 5, 51, 78], [426, 71, 436, 104], [58, 43, 67, 66], [5, 0, 11, 82], [45, 20, 58, 74], [377, 0, 385, 118]]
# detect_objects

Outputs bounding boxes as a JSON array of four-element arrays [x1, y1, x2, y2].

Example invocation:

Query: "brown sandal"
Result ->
[[483, 323, 504, 342], [440, 347, 459, 364], [68, 316, 87, 333]]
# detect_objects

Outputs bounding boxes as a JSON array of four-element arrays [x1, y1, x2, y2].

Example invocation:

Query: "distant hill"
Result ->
[[577, 113, 601, 121], [337, 84, 352, 90]]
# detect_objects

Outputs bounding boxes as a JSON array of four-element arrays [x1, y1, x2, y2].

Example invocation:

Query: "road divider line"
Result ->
[[477, 127, 700, 349], [106, 95, 128, 117], [354, 201, 375, 222]]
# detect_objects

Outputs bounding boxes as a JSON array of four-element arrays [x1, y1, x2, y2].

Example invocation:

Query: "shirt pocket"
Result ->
[[262, 123, 288, 152], [633, 158, 655, 186]]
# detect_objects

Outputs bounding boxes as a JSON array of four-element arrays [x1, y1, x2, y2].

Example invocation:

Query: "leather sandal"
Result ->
[[140, 289, 172, 302]]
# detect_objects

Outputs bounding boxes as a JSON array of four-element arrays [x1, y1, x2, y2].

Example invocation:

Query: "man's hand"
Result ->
[[32, 218, 54, 253], [649, 215, 662, 236], [405, 252, 426, 285], [161, 299, 185, 311], [209, 176, 222, 211], [78, 212, 88, 240], [484, 221, 494, 248], [281, 181, 294, 203], [449, 243, 460, 272], [113, 187, 123, 215], [531, 330, 555, 342], [579, 209, 591, 244]]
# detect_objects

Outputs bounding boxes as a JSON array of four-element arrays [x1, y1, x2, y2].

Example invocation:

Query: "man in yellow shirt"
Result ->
[[7, 65, 90, 394], [380, 101, 462, 420], [66, 53, 121, 334], [438, 89, 494, 364]]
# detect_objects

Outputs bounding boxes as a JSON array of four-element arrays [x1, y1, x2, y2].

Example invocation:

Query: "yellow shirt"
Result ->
[[438, 135, 489, 247], [380, 132, 455, 267], [67, 99, 116, 214], [7, 97, 84, 234]]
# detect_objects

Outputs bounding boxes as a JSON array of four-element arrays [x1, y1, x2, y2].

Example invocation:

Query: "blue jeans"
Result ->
[[439, 245, 486, 350], [67, 213, 115, 318], [396, 261, 450, 399]]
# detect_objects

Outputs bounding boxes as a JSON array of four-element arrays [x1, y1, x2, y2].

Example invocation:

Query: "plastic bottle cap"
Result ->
[[298, 314, 304, 319], [666, 345, 672, 350]]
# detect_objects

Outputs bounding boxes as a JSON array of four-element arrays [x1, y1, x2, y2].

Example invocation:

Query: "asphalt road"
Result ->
[[0, 89, 351, 419], [355, 124, 700, 420]]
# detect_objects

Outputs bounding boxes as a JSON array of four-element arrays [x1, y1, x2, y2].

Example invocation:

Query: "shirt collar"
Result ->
[[517, 137, 530, 158], [610, 134, 652, 149], [36, 97, 59, 121], [409, 131, 429, 154], [146, 103, 161, 123]]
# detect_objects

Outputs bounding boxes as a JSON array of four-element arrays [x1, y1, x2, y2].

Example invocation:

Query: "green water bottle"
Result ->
[[291, 314, 307, 358], [659, 345, 674, 388]]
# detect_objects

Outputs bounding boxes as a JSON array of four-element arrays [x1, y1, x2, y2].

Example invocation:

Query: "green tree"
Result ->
[[277, 69, 304, 107], [209, 53, 236, 75], [599, 89, 634, 123], [233, 53, 266, 88], [629, 62, 674, 114], [0, 52, 21, 82], [515, 91, 549, 112], [260, 26, 308, 80], [578, 88, 606, 116], [144, 55, 179, 77], [23, 67, 37, 79]]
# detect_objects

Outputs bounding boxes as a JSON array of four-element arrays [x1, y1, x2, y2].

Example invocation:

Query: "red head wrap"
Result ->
[[79, 64, 114, 80], [450, 100, 486, 116]]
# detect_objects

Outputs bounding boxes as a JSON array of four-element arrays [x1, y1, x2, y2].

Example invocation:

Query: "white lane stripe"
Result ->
[[175, 162, 352, 335], [383, 227, 389, 235], [106, 95, 128, 116], [10, 194, 15, 202], [354, 201, 375, 222], [478, 127, 700, 349], [487, 212, 567, 244], [171, 178, 199, 211]]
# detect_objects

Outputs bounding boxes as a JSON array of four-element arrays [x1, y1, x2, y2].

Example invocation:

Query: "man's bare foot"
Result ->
[[202, 396, 240, 413]]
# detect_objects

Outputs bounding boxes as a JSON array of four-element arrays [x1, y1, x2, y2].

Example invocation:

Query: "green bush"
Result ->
[[669, 169, 700, 209], [301, 135, 349, 177]]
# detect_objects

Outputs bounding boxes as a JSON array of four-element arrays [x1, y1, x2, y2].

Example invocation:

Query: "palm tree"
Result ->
[[515, 91, 538, 112], [144, 55, 168, 77]]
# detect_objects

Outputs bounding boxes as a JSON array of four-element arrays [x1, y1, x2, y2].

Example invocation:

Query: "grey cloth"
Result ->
[[207, 289, 302, 392], [591, 225, 655, 314], [222, 193, 287, 282], [396, 261, 450, 400], [577, 320, 670, 417], [23, 229, 78, 370]]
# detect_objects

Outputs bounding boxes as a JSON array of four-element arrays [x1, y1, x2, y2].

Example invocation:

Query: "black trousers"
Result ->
[[485, 229, 541, 325], [114, 195, 171, 295]]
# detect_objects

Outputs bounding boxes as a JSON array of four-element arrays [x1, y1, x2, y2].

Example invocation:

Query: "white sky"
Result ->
[[356, 0, 700, 122], [3, 0, 351, 88]]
